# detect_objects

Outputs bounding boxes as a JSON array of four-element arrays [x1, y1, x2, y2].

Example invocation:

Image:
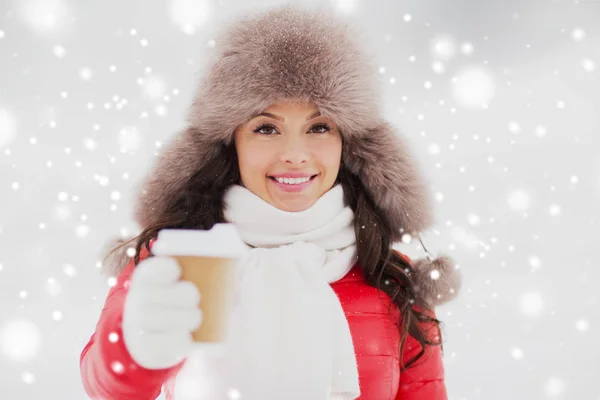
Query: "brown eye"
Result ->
[[310, 124, 331, 134], [253, 124, 278, 135]]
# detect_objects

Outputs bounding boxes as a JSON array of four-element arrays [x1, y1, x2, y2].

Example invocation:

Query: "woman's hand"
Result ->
[[122, 256, 202, 369]]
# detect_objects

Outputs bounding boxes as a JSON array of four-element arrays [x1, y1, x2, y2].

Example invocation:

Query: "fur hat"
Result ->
[[107, 5, 461, 306]]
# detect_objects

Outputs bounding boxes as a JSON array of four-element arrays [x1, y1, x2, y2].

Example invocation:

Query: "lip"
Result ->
[[268, 174, 318, 193], [269, 172, 318, 179]]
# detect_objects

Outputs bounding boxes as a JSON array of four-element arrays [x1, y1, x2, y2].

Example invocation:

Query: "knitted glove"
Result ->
[[122, 256, 203, 369]]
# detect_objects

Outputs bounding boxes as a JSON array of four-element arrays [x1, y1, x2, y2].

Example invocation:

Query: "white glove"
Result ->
[[122, 256, 203, 369]]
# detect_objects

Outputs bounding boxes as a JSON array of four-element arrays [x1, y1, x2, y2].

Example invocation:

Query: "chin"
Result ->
[[275, 194, 320, 212], [277, 200, 315, 212]]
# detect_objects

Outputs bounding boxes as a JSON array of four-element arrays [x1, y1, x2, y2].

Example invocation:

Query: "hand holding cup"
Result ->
[[122, 256, 203, 369], [150, 224, 248, 343]]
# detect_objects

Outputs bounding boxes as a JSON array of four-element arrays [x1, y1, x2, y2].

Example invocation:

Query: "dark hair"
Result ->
[[105, 140, 443, 371]]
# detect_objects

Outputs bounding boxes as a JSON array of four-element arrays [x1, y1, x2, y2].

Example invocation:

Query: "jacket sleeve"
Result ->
[[80, 245, 184, 400], [394, 251, 448, 400]]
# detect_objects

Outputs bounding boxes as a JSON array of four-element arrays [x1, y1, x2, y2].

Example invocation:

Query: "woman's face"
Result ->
[[234, 101, 342, 212]]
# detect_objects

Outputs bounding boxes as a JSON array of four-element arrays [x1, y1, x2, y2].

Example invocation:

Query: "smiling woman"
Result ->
[[82, 5, 461, 400], [234, 100, 343, 212]]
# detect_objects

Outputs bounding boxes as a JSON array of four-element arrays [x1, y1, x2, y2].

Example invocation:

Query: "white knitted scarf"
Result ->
[[171, 183, 361, 400], [227, 183, 361, 399]]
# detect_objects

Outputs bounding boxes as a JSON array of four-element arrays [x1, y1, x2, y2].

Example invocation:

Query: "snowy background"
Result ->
[[1, 0, 599, 399]]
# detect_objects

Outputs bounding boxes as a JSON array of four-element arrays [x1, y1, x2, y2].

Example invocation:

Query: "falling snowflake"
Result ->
[[521, 292, 544, 316], [451, 66, 496, 109], [0, 319, 42, 362], [544, 377, 566, 397]]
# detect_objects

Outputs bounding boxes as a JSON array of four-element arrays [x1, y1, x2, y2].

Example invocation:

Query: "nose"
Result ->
[[279, 135, 310, 165]]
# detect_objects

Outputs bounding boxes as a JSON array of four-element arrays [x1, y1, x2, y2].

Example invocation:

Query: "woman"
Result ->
[[80, 5, 461, 400]]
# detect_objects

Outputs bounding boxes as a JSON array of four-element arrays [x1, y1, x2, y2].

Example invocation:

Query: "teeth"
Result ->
[[275, 176, 312, 185]]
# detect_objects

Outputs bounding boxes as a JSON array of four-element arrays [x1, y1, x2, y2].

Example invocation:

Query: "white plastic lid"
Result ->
[[151, 224, 248, 258]]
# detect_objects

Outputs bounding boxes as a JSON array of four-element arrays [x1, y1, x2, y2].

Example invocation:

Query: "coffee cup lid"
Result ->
[[151, 224, 248, 258]]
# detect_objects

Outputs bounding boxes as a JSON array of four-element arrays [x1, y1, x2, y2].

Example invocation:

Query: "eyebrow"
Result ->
[[255, 111, 321, 122]]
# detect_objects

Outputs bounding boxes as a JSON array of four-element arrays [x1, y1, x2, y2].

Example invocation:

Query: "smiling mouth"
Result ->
[[268, 174, 318, 183]]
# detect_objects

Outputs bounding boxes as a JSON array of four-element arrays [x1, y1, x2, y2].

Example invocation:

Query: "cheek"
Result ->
[[313, 138, 342, 171], [238, 142, 271, 177]]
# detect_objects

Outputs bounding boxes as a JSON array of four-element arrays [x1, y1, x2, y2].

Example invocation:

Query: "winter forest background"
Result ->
[[1, 0, 599, 399]]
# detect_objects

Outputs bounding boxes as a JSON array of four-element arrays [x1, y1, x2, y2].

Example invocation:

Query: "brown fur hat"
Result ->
[[108, 5, 461, 306]]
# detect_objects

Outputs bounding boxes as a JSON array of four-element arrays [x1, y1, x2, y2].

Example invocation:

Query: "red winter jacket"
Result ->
[[80, 244, 447, 399]]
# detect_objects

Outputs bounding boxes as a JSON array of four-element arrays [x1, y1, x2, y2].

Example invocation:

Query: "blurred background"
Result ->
[[1, 0, 599, 399]]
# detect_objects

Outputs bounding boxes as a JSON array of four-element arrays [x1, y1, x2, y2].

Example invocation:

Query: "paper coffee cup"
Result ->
[[151, 224, 248, 343]]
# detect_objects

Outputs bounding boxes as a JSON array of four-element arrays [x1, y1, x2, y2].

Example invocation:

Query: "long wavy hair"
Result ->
[[105, 140, 443, 371]]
